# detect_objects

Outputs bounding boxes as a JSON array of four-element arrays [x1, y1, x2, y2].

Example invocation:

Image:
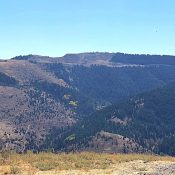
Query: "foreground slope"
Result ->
[[0, 152, 175, 175]]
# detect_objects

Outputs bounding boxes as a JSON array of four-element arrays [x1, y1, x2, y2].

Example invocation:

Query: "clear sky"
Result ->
[[0, 0, 175, 59]]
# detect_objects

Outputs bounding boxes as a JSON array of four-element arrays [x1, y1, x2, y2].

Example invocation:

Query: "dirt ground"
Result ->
[[35, 160, 175, 175]]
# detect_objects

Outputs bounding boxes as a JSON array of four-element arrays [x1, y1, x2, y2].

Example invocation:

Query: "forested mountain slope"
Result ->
[[53, 84, 175, 155], [1, 52, 175, 153]]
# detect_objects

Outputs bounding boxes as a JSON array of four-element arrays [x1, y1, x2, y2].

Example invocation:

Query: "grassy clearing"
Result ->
[[0, 151, 175, 174]]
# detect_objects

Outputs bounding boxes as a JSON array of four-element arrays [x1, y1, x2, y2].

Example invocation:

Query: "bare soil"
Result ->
[[35, 160, 175, 175]]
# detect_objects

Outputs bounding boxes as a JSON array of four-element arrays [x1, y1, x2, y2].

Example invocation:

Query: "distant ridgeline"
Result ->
[[111, 53, 175, 65]]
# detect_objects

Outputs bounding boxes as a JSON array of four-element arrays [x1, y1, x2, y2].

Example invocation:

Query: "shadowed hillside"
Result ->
[[46, 83, 175, 156]]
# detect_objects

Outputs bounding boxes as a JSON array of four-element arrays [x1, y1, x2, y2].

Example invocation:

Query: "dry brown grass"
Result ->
[[0, 151, 175, 174]]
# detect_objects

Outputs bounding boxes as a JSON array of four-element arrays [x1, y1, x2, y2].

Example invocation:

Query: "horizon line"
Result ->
[[2, 51, 175, 60]]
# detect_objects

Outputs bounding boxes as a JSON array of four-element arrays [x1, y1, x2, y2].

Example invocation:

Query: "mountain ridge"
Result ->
[[1, 52, 175, 154], [10, 52, 175, 66]]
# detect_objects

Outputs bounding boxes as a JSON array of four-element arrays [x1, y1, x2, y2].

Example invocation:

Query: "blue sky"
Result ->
[[0, 0, 175, 59]]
